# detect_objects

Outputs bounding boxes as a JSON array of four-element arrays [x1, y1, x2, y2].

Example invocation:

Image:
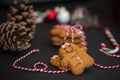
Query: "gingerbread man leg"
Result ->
[[69, 56, 85, 75]]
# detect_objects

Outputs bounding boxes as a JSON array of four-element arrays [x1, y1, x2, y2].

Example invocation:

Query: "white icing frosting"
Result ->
[[61, 43, 70, 48], [76, 57, 83, 63], [51, 55, 59, 59]]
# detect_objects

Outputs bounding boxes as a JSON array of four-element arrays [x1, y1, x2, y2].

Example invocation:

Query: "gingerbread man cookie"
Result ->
[[50, 43, 94, 75]]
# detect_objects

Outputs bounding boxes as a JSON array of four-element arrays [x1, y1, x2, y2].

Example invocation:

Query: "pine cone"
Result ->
[[0, 22, 34, 51], [7, 0, 36, 38]]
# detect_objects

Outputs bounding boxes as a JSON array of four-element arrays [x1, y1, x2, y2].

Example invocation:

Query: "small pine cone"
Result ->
[[0, 22, 34, 51]]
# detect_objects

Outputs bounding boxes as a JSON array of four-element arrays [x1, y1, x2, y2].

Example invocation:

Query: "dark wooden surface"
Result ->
[[0, 1, 120, 80]]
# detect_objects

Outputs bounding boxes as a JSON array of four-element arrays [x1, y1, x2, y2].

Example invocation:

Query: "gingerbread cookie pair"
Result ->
[[50, 43, 94, 75], [50, 24, 87, 47]]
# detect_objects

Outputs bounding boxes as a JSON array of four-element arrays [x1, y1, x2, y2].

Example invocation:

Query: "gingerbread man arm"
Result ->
[[77, 47, 94, 68], [50, 55, 68, 70], [50, 55, 60, 67]]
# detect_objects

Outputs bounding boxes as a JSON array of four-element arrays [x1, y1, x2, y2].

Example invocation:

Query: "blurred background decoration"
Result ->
[[0, 0, 120, 27], [71, 6, 101, 29], [0, 0, 86, 6]]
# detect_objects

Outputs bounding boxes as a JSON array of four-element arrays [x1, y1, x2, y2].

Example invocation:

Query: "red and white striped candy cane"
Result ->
[[94, 49, 120, 69], [100, 27, 120, 54], [13, 49, 69, 73]]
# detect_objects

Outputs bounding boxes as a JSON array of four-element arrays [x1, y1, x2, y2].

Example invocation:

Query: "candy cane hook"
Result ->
[[100, 27, 120, 54]]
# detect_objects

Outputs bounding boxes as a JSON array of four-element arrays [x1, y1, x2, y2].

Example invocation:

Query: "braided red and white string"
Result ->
[[13, 49, 120, 72], [13, 49, 69, 73], [94, 49, 120, 69], [100, 27, 120, 54], [54, 24, 86, 45]]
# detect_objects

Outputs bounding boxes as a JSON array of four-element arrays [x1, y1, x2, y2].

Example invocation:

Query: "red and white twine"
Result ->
[[94, 63, 120, 69], [100, 27, 120, 54], [13, 49, 69, 73], [54, 24, 86, 44], [94, 49, 120, 69], [12, 49, 120, 73]]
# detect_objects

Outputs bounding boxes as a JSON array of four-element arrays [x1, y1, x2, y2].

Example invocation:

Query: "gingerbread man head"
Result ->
[[58, 43, 79, 57]]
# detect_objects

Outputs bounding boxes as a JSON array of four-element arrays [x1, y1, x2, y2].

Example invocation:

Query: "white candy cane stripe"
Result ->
[[13, 49, 69, 74], [99, 49, 120, 58], [100, 27, 120, 54], [100, 45, 120, 55]]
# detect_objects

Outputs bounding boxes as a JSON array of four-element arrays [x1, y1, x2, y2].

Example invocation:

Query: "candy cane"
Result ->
[[94, 27, 120, 69], [100, 27, 120, 54], [13, 49, 69, 73]]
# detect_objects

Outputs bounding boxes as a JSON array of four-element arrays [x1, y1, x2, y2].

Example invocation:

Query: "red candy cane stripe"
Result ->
[[100, 27, 120, 54], [13, 49, 69, 73]]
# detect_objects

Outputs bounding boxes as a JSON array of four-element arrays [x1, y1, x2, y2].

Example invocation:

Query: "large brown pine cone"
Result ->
[[0, 22, 34, 51]]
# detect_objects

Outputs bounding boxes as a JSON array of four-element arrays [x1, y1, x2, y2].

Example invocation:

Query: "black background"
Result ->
[[0, 0, 120, 80]]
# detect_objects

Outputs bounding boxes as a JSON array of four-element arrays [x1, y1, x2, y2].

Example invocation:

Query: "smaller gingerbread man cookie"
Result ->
[[50, 24, 87, 47], [50, 43, 94, 75]]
